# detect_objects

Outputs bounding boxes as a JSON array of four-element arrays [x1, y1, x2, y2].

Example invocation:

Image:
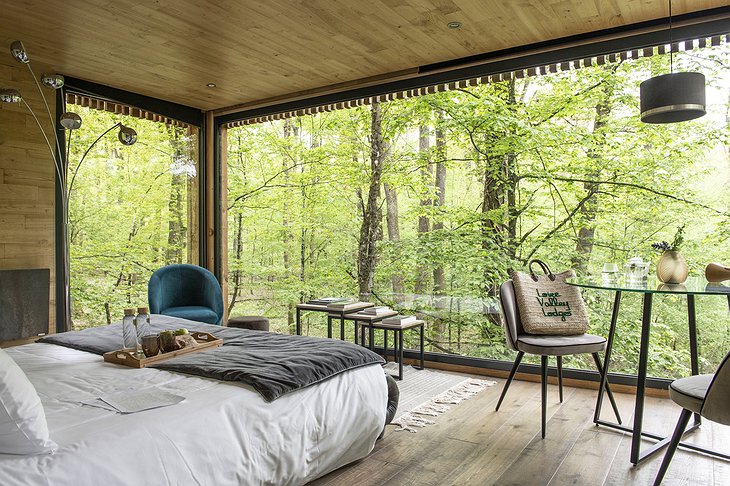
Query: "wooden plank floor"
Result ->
[[309, 374, 729, 486]]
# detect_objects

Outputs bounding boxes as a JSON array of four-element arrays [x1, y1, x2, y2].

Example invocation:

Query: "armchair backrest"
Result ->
[[148, 264, 223, 321], [499, 280, 525, 351], [701, 350, 730, 425]]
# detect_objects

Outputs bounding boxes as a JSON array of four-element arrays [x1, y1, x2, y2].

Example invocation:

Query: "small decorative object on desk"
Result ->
[[122, 308, 138, 349], [705, 262, 730, 283], [623, 257, 649, 283], [382, 315, 417, 325], [652, 225, 688, 284], [362, 306, 392, 316], [601, 263, 619, 283]]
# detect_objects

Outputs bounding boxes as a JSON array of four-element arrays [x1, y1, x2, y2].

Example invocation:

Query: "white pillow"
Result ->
[[0, 347, 57, 454]]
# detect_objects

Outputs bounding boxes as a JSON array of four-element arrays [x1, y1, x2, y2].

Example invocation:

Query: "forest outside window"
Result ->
[[65, 99, 200, 329], [224, 39, 730, 380]]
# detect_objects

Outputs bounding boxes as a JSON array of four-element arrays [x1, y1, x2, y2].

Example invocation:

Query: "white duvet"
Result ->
[[0, 342, 387, 486]]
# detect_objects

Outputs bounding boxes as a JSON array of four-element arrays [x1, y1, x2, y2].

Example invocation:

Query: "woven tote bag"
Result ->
[[510, 260, 589, 335]]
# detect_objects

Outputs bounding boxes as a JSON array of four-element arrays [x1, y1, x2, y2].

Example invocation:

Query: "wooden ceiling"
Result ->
[[1, 1, 727, 112]]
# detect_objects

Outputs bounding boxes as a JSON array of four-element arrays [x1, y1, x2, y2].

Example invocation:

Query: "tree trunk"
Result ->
[[415, 124, 432, 294], [227, 212, 243, 316], [282, 120, 297, 332], [165, 126, 186, 264], [479, 80, 519, 327], [383, 179, 404, 297], [571, 70, 614, 274], [432, 111, 447, 297], [357, 102, 385, 301]]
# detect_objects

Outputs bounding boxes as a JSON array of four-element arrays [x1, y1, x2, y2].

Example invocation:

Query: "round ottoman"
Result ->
[[227, 316, 270, 331]]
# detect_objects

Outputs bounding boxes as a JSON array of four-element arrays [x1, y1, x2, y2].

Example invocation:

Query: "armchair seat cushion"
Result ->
[[516, 333, 606, 356], [161, 306, 220, 325], [669, 374, 713, 414]]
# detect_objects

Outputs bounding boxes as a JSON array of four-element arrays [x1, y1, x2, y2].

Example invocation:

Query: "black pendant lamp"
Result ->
[[639, 1, 706, 124]]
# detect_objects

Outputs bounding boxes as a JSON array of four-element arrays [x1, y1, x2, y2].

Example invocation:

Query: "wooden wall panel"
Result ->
[[0, 57, 56, 334]]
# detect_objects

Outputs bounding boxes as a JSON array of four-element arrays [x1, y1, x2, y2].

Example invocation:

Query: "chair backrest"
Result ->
[[701, 350, 730, 425], [499, 280, 525, 351], [148, 264, 224, 321]]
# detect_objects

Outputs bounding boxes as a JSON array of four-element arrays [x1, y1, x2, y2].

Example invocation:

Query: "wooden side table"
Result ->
[[367, 319, 425, 380], [330, 309, 399, 345], [295, 302, 373, 339]]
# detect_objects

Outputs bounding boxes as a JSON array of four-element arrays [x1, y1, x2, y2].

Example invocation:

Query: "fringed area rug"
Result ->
[[385, 363, 496, 433]]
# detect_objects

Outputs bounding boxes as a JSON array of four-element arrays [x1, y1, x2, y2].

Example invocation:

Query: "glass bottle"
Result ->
[[135, 306, 151, 345], [122, 308, 138, 350]]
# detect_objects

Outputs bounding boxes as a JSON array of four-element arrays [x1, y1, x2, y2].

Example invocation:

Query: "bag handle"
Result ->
[[528, 259, 556, 282]]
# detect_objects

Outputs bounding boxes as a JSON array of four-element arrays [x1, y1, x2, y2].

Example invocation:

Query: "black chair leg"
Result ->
[[496, 351, 524, 411], [541, 355, 548, 439], [557, 355, 564, 403], [653, 409, 692, 486], [592, 352, 622, 424]]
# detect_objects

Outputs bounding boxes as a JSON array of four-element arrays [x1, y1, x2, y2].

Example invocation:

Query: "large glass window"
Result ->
[[67, 105, 199, 329], [226, 41, 730, 379]]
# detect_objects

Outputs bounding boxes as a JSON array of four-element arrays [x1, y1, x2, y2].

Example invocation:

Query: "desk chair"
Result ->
[[148, 264, 224, 325], [496, 280, 622, 438], [653, 351, 730, 485]]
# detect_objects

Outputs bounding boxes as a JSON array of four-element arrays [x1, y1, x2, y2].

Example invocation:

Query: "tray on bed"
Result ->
[[103, 331, 223, 368]]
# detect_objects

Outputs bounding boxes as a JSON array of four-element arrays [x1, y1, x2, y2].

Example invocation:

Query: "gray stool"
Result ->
[[227, 316, 270, 331]]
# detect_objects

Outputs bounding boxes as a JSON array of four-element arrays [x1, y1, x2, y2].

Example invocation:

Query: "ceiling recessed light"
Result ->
[[206, 83, 216, 88], [447, 21, 462, 29]]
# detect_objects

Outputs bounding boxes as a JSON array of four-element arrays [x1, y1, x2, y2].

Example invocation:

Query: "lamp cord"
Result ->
[[669, 0, 673, 73]]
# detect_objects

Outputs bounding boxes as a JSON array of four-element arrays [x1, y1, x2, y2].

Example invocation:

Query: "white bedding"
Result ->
[[0, 342, 387, 486]]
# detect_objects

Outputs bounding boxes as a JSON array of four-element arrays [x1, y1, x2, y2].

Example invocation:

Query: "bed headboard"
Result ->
[[0, 268, 50, 341]]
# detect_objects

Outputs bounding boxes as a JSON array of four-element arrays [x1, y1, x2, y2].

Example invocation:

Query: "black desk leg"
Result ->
[[595, 291, 621, 423], [687, 294, 701, 426], [354, 321, 359, 345], [419, 324, 425, 370], [296, 307, 301, 335], [340, 316, 345, 341], [631, 292, 653, 465], [384, 330, 388, 361], [369, 326, 374, 351], [398, 329, 404, 380], [326, 316, 333, 339]]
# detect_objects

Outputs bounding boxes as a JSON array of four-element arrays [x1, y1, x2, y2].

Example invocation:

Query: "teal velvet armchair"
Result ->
[[148, 264, 224, 325]]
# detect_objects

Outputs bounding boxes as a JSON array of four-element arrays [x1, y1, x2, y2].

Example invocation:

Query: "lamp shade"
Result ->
[[0, 88, 22, 103], [639, 72, 706, 123]]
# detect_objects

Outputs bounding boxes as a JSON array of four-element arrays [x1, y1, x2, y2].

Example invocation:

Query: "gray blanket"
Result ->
[[40, 315, 385, 402]]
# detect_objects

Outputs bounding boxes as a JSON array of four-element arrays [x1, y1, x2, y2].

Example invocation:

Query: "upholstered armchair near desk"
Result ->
[[148, 264, 224, 325]]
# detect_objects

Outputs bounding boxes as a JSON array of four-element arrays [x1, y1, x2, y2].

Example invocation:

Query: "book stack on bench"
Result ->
[[360, 306, 392, 316], [325, 300, 371, 312], [381, 315, 417, 325], [307, 297, 350, 306]]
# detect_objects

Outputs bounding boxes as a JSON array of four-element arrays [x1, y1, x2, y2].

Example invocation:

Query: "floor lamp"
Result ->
[[1, 41, 138, 330]]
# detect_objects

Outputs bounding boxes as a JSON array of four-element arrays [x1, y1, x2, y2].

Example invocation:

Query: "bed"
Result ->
[[0, 316, 395, 486]]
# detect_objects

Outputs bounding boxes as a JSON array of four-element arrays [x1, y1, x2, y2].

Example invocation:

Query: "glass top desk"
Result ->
[[566, 276, 730, 465]]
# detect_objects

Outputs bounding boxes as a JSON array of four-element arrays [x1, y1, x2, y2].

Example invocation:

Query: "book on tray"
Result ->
[[382, 315, 417, 325], [361, 306, 392, 315]]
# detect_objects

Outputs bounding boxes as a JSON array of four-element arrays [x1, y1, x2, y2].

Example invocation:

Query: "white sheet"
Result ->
[[0, 342, 387, 486]]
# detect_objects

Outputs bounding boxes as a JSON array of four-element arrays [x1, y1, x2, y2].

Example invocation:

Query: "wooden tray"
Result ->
[[103, 331, 223, 368]]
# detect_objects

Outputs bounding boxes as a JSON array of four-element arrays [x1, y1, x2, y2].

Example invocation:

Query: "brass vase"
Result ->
[[656, 251, 689, 284]]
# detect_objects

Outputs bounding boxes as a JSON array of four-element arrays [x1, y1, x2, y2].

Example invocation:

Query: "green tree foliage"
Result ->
[[225, 44, 730, 378], [67, 108, 198, 328]]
